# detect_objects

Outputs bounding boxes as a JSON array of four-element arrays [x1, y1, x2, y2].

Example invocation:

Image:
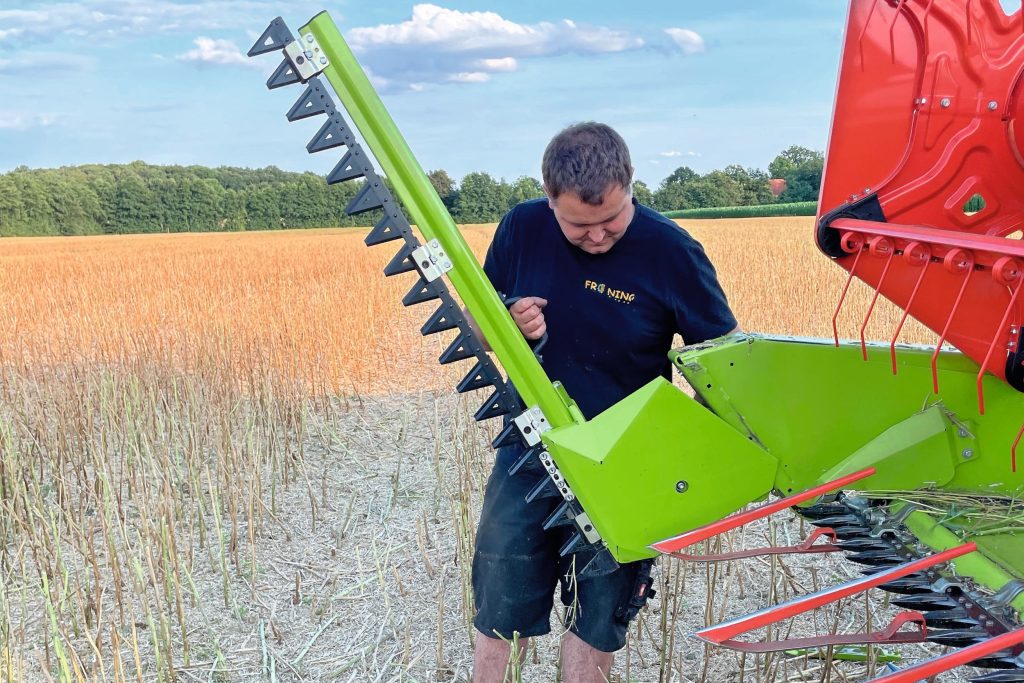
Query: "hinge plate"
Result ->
[[514, 406, 551, 447], [411, 239, 454, 283], [284, 32, 328, 81]]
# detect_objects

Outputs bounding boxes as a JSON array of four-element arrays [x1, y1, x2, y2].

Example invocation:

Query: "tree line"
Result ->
[[0, 146, 822, 237]]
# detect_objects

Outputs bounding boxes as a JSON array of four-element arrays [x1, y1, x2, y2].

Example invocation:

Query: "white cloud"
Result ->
[[0, 1, 276, 46], [665, 28, 706, 55], [0, 112, 60, 130], [0, 52, 92, 75], [176, 37, 255, 68], [660, 150, 682, 157], [347, 4, 644, 90]]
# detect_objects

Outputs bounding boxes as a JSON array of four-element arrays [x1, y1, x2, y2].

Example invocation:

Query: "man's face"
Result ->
[[548, 183, 635, 255]]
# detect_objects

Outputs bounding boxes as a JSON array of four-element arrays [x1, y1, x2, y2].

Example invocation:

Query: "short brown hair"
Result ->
[[541, 122, 633, 205]]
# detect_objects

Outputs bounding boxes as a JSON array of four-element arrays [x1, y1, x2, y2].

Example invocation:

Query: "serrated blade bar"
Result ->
[[308, 116, 350, 153], [267, 58, 301, 89], [286, 78, 336, 121], [474, 390, 510, 422]]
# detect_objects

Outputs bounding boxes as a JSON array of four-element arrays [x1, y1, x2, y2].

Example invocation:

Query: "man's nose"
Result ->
[[587, 226, 606, 242]]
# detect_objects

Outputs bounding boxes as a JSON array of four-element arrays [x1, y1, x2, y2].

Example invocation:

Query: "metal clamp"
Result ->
[[514, 406, 551, 447], [538, 449, 575, 502], [410, 239, 453, 283], [284, 32, 328, 81]]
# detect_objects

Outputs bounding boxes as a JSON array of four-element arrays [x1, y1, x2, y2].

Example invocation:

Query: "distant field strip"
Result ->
[[664, 201, 817, 219], [0, 218, 928, 397]]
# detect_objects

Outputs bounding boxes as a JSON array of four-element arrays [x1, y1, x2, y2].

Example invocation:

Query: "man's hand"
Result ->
[[509, 296, 548, 340]]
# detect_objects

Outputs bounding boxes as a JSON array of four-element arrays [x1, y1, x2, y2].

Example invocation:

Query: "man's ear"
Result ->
[[544, 185, 556, 210]]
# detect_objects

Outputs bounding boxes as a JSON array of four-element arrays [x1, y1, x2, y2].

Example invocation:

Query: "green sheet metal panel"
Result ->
[[542, 378, 778, 563]]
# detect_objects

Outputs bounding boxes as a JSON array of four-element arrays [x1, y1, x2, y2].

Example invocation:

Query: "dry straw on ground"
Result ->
[[0, 218, 968, 682]]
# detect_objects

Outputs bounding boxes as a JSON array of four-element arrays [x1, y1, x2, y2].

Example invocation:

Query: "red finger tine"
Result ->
[[860, 236, 896, 361], [976, 257, 1022, 415], [931, 248, 975, 394], [832, 231, 866, 347], [890, 241, 932, 374]]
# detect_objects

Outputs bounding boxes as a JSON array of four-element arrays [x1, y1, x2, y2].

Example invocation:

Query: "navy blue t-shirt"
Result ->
[[483, 198, 737, 420]]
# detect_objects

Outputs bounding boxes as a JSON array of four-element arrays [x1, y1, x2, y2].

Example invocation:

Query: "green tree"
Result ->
[[632, 179, 654, 207], [507, 175, 544, 210], [455, 172, 506, 223], [768, 146, 824, 203]]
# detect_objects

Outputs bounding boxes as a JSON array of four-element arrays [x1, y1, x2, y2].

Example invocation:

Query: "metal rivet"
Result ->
[[940, 97, 951, 108], [304, 50, 313, 59], [988, 100, 998, 110], [675, 480, 689, 494], [962, 448, 974, 459], [305, 33, 314, 43], [319, 56, 327, 65]]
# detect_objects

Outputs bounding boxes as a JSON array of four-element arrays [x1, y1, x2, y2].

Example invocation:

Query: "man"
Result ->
[[470, 122, 738, 682]]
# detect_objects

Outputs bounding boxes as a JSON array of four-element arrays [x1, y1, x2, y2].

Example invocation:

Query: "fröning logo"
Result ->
[[584, 279, 635, 304]]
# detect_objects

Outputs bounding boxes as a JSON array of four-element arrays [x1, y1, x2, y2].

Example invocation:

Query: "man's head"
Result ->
[[542, 122, 635, 255]]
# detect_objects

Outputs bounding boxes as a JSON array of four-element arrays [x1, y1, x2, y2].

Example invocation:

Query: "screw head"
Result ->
[[319, 56, 327, 65], [304, 50, 313, 59], [305, 33, 314, 43], [675, 480, 689, 494], [940, 97, 951, 108], [962, 448, 974, 459], [989, 100, 999, 110], [958, 428, 968, 438]]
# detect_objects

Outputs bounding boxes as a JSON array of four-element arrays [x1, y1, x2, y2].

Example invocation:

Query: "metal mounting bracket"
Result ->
[[411, 239, 453, 283], [514, 406, 551, 447], [284, 32, 328, 81]]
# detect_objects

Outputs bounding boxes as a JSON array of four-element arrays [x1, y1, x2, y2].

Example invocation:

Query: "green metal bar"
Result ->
[[301, 12, 574, 427], [900, 506, 1024, 612]]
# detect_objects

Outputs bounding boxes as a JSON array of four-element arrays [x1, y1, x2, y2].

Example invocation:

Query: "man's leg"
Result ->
[[560, 630, 612, 683], [473, 631, 530, 683]]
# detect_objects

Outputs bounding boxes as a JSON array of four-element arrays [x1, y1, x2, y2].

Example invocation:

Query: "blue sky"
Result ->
[[0, 1, 847, 187]]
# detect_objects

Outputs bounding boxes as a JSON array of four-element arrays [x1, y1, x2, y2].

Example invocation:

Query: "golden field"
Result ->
[[0, 217, 929, 398], [0, 217, 940, 683]]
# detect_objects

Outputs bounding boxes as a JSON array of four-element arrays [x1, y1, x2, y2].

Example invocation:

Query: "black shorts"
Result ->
[[471, 445, 648, 653]]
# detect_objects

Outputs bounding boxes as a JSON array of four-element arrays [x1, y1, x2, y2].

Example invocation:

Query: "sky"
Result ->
[[0, 1, 850, 187]]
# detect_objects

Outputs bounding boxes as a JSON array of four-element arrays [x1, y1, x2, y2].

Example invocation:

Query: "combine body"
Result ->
[[250, 2, 1024, 679]]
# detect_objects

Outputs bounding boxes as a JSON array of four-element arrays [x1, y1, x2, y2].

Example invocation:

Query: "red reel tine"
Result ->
[[860, 235, 896, 361], [832, 231, 866, 347], [889, 241, 932, 374], [976, 256, 1023, 415], [930, 248, 975, 394]]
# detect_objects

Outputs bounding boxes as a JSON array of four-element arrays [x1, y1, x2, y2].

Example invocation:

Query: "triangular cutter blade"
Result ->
[[492, 422, 524, 450], [403, 277, 441, 306], [328, 148, 370, 185], [286, 79, 335, 121], [439, 334, 475, 365], [383, 243, 418, 277], [474, 390, 510, 422], [543, 501, 576, 531], [248, 17, 294, 57], [421, 304, 459, 336], [578, 547, 619, 580], [308, 116, 350, 154], [267, 58, 301, 90], [457, 361, 496, 393], [559, 532, 585, 557], [366, 215, 407, 246], [345, 181, 386, 215], [507, 446, 540, 476], [525, 477, 560, 503]]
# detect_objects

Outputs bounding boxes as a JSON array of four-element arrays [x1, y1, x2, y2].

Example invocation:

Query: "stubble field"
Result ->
[[0, 217, 959, 682]]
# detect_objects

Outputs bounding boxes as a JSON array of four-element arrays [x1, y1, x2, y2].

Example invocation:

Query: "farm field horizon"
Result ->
[[0, 216, 954, 682]]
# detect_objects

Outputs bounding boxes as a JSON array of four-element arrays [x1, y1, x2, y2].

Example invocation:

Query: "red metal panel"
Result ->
[[820, 0, 1024, 390]]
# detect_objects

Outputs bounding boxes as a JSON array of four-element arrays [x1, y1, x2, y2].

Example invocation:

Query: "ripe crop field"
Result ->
[[0, 218, 953, 682]]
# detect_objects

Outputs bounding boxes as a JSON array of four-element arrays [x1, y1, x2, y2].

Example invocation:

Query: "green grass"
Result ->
[[663, 201, 817, 219]]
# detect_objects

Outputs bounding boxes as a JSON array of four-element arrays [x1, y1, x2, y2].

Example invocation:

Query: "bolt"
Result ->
[[958, 428, 968, 438], [962, 448, 974, 459], [320, 56, 327, 65], [940, 97, 951, 108], [675, 480, 689, 494], [304, 50, 313, 59], [864, 188, 871, 194], [305, 33, 314, 43], [989, 100, 998, 110], [920, 97, 928, 104]]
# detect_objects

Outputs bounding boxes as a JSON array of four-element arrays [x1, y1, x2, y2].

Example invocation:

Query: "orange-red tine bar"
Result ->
[[668, 527, 841, 563], [650, 467, 875, 555], [867, 626, 1024, 683], [695, 543, 976, 647], [860, 236, 896, 360], [832, 231, 866, 347], [930, 249, 975, 394], [976, 258, 1022, 415], [889, 242, 932, 375]]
